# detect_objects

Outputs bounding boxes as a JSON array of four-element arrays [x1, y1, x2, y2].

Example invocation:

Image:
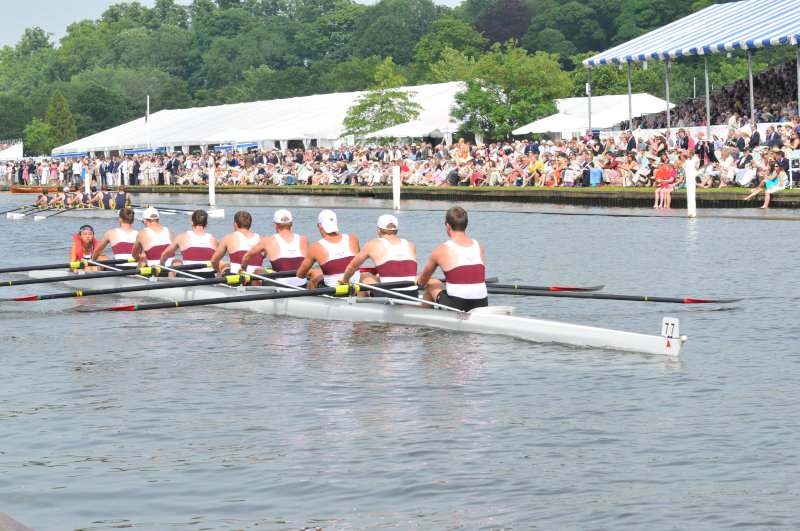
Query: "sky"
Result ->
[[0, 0, 462, 49]]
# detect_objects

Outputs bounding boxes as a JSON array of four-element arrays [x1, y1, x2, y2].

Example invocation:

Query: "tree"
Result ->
[[0, 95, 34, 139], [44, 91, 77, 149], [452, 42, 570, 140], [475, 0, 532, 44], [342, 57, 422, 141], [426, 47, 476, 83], [23, 118, 53, 156], [413, 16, 487, 65]]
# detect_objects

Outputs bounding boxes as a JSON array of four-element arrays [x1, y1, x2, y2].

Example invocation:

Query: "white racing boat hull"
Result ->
[[7, 207, 225, 221], [27, 271, 685, 356]]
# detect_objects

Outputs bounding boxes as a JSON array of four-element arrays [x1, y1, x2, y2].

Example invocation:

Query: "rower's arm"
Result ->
[[159, 240, 180, 265], [209, 239, 228, 271], [295, 247, 317, 279], [131, 236, 143, 261], [91, 233, 111, 261], [416, 251, 440, 288], [240, 240, 265, 271], [341, 246, 371, 283]]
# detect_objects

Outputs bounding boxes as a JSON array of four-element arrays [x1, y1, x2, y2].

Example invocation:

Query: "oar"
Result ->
[[485, 286, 742, 304], [33, 206, 81, 221], [0, 263, 212, 287], [487, 281, 604, 292], [350, 280, 465, 312], [0, 205, 31, 215], [0, 258, 135, 275], [80, 281, 414, 312], [6, 205, 46, 219], [3, 274, 249, 302]]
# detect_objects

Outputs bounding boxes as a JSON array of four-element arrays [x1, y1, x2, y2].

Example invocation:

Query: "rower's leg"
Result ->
[[422, 279, 445, 308]]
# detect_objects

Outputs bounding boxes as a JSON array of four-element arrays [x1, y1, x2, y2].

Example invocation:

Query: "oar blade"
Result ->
[[33, 215, 47, 221], [7, 213, 26, 220], [683, 297, 743, 304]]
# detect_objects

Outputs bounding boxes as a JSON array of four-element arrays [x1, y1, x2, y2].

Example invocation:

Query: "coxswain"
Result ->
[[159, 209, 218, 278], [417, 206, 488, 311], [210, 210, 263, 275], [69, 224, 108, 272], [131, 207, 174, 267], [240, 209, 316, 287], [341, 214, 417, 298], [295, 209, 360, 288], [91, 207, 138, 267]]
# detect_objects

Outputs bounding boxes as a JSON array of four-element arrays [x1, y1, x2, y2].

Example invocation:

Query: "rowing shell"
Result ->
[[6, 206, 225, 220], [27, 270, 686, 356]]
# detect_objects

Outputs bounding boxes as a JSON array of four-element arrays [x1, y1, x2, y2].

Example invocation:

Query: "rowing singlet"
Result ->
[[111, 228, 138, 265], [180, 231, 216, 273], [443, 240, 487, 299], [270, 233, 307, 287], [228, 232, 263, 274], [319, 235, 359, 287], [375, 239, 417, 292], [143, 226, 172, 266]]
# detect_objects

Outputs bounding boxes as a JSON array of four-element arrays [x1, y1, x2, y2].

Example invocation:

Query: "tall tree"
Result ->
[[475, 0, 532, 44], [452, 42, 570, 140], [414, 16, 487, 65], [44, 90, 77, 149], [342, 57, 422, 141], [23, 118, 53, 156]]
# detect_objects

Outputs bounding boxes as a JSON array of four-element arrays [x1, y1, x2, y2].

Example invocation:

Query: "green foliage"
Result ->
[[343, 57, 422, 141], [475, 0, 532, 44], [0, 94, 34, 139], [414, 16, 487, 65], [426, 47, 477, 83], [44, 91, 77, 149], [452, 43, 569, 140], [23, 118, 53, 156]]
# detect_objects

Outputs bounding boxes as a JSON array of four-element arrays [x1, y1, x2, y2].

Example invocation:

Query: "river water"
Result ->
[[1, 193, 798, 530]]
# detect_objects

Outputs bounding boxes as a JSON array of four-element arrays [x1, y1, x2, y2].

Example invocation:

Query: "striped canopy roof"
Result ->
[[584, 0, 800, 67]]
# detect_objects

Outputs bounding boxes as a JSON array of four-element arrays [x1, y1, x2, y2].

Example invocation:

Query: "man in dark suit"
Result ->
[[764, 126, 781, 148], [625, 130, 636, 152], [748, 124, 760, 149]]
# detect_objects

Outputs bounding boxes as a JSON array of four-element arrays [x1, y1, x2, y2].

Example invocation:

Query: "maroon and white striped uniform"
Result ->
[[143, 227, 172, 266], [443, 240, 487, 299], [111, 228, 138, 264], [228, 232, 263, 274], [319, 235, 359, 287], [375, 239, 417, 292], [180, 231, 216, 274], [270, 234, 306, 287]]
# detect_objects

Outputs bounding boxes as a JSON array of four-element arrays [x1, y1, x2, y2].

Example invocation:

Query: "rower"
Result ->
[[417, 206, 488, 311], [159, 209, 218, 278], [85, 186, 103, 208], [34, 190, 50, 208], [240, 209, 315, 287], [69, 224, 108, 272], [114, 185, 131, 210], [50, 187, 69, 208], [91, 207, 138, 267], [66, 187, 85, 208], [341, 214, 417, 298], [132, 207, 174, 267], [296, 209, 360, 289], [99, 185, 114, 209], [210, 210, 263, 275]]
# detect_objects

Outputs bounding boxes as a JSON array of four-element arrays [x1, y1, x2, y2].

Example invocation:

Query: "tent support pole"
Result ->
[[796, 44, 800, 121], [748, 50, 755, 124], [627, 63, 632, 130], [704, 56, 711, 139], [587, 68, 592, 133], [665, 59, 671, 130]]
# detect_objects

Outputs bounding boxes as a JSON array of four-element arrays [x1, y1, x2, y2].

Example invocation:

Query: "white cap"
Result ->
[[142, 207, 160, 220], [317, 209, 338, 233], [273, 209, 293, 223], [63, 187, 70, 192], [377, 214, 398, 230]]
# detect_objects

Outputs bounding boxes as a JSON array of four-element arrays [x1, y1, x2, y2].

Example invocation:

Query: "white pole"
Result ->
[[146, 95, 151, 150], [685, 154, 698, 218], [392, 165, 401, 210], [704, 57, 712, 140], [747, 50, 755, 124], [208, 161, 216, 207], [665, 60, 671, 130], [83, 156, 90, 195], [627, 63, 633, 130], [587, 68, 592, 133]]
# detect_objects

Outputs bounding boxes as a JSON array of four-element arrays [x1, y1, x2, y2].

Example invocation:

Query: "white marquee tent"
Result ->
[[513, 93, 673, 135], [51, 82, 465, 156]]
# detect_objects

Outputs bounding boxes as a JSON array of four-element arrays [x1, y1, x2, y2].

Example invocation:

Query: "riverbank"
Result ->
[[3, 184, 800, 209]]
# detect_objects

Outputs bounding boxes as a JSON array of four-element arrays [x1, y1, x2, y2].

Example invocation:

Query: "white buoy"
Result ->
[[392, 165, 401, 210]]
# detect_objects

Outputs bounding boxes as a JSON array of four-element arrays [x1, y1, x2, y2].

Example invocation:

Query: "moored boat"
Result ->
[[26, 270, 686, 356]]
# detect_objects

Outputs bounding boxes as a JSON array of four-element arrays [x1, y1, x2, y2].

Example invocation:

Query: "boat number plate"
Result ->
[[456, 313, 471, 321], [661, 317, 680, 338]]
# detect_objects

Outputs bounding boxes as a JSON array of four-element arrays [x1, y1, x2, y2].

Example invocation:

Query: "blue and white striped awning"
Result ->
[[122, 147, 165, 155], [584, 0, 800, 67], [51, 152, 89, 158], [213, 142, 258, 151]]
